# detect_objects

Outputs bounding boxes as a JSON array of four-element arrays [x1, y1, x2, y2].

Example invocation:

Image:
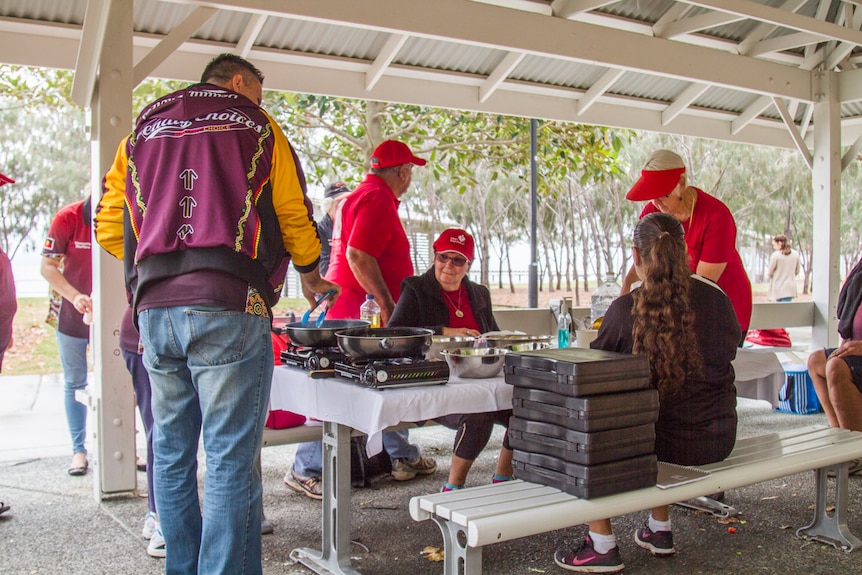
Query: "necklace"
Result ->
[[442, 286, 464, 318]]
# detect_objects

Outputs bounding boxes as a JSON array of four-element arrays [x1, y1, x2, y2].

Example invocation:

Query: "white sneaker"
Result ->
[[147, 526, 166, 558], [142, 511, 157, 539]]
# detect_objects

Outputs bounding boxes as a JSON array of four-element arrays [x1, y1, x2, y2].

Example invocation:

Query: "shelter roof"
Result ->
[[3, 0, 862, 151]]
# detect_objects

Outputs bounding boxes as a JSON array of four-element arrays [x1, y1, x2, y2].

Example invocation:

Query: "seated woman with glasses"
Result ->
[[388, 228, 514, 491]]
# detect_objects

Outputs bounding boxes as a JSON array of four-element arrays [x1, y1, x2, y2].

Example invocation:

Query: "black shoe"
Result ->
[[634, 523, 675, 556], [554, 536, 625, 572]]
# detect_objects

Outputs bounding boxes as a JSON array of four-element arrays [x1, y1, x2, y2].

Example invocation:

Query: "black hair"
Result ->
[[200, 53, 264, 85]]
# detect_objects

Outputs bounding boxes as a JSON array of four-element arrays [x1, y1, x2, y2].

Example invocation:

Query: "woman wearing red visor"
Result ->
[[621, 149, 751, 345]]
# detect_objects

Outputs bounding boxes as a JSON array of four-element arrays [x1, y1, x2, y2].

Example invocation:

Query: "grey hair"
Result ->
[[370, 166, 402, 176]]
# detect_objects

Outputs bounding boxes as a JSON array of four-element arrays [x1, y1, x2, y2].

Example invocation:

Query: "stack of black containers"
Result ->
[[504, 347, 659, 498]]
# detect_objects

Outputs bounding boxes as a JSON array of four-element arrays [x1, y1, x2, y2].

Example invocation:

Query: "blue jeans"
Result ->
[[56, 330, 89, 454], [123, 349, 156, 514], [294, 429, 420, 477], [139, 306, 272, 575]]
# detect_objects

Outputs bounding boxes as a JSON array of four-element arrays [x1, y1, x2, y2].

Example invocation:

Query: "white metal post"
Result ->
[[88, 0, 136, 499], [811, 69, 842, 349]]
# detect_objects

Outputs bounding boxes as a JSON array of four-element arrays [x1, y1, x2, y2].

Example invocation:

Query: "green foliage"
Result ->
[[0, 66, 89, 258]]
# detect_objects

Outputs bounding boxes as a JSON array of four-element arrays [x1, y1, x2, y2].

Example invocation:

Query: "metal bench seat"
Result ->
[[409, 425, 862, 575]]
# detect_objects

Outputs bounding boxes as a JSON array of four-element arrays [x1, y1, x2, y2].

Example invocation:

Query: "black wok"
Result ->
[[337, 327, 434, 359], [283, 319, 370, 348]]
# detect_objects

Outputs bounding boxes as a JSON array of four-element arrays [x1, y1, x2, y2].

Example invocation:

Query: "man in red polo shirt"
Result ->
[[325, 140, 423, 323], [286, 140, 438, 498]]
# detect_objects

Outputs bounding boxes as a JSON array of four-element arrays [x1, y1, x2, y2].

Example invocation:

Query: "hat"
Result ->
[[370, 140, 427, 170], [433, 228, 474, 263], [324, 182, 351, 199], [0, 172, 14, 187], [625, 167, 686, 201]]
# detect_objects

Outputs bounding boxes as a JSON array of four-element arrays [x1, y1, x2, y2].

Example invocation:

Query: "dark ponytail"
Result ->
[[630, 213, 702, 395]]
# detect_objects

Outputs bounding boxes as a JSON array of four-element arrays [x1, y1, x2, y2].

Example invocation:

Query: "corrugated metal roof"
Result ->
[[3, 0, 862, 148]]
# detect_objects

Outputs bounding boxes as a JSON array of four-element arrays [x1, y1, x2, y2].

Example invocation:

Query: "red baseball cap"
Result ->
[[625, 167, 685, 201], [370, 140, 427, 169], [433, 228, 474, 263]]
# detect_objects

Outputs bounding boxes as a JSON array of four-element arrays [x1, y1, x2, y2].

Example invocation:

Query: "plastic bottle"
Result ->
[[557, 311, 571, 349], [359, 294, 381, 328], [590, 273, 621, 329]]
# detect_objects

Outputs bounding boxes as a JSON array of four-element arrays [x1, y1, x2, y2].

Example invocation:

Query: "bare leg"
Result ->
[[809, 350, 839, 427], [493, 447, 514, 478], [447, 455, 474, 487], [587, 518, 613, 535], [651, 505, 669, 522], [826, 358, 862, 431]]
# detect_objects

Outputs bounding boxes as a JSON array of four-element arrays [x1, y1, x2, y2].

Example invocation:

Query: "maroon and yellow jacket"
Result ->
[[97, 83, 320, 309]]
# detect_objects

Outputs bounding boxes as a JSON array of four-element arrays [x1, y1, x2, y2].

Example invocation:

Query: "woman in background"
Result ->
[[768, 234, 800, 302]]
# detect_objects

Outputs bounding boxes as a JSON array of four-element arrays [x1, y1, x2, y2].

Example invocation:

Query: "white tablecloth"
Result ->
[[732, 349, 786, 407], [270, 366, 513, 456]]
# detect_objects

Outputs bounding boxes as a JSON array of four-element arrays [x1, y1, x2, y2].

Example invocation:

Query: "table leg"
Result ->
[[290, 421, 362, 575]]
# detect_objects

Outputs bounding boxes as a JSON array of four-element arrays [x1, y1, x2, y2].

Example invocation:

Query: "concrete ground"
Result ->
[[2, 330, 862, 575]]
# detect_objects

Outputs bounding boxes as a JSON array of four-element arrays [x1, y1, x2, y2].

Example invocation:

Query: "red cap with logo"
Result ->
[[433, 228, 475, 263], [370, 140, 427, 170]]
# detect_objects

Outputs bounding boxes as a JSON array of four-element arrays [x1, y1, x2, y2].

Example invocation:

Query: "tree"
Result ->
[[0, 66, 88, 257], [265, 95, 629, 287]]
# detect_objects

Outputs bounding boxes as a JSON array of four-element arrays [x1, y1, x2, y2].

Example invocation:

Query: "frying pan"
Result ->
[[283, 319, 370, 348]]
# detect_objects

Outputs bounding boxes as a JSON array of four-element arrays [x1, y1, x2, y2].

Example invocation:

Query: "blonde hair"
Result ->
[[644, 149, 687, 189]]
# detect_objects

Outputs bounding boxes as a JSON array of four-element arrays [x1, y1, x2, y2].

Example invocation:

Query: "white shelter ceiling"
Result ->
[[3, 0, 862, 152]]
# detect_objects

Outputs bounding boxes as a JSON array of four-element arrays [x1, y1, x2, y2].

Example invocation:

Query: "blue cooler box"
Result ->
[[776, 363, 821, 414]]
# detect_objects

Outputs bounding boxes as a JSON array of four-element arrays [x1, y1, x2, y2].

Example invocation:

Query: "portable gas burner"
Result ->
[[334, 357, 450, 389], [280, 344, 346, 370]]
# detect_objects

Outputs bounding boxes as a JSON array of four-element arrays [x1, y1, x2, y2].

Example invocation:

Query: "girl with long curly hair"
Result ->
[[555, 213, 740, 573]]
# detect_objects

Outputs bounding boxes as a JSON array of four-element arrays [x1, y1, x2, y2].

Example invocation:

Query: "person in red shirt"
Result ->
[[324, 140, 424, 324], [0, 244, 15, 372], [287, 140, 438, 498], [41, 198, 93, 476], [621, 149, 752, 344]]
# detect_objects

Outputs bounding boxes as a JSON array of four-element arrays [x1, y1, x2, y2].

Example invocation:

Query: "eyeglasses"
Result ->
[[435, 253, 468, 267]]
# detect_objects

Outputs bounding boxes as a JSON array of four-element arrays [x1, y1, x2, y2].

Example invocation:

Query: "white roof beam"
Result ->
[[652, 3, 693, 38], [469, 0, 551, 16], [478, 50, 525, 103], [838, 66, 862, 101], [802, 45, 827, 70], [366, 33, 408, 92], [576, 67, 624, 115], [572, 10, 802, 66], [235, 13, 267, 58], [133, 6, 217, 86], [799, 102, 814, 140], [179, 0, 812, 101], [82, 37, 807, 148], [787, 99, 799, 119], [550, 0, 617, 20], [71, 0, 111, 108], [737, 0, 808, 56], [772, 96, 813, 168], [662, 82, 710, 126], [656, 11, 745, 40], [731, 95, 772, 135], [747, 32, 821, 58], [841, 132, 862, 170], [824, 5, 862, 71], [682, 0, 862, 44], [804, 0, 832, 62]]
